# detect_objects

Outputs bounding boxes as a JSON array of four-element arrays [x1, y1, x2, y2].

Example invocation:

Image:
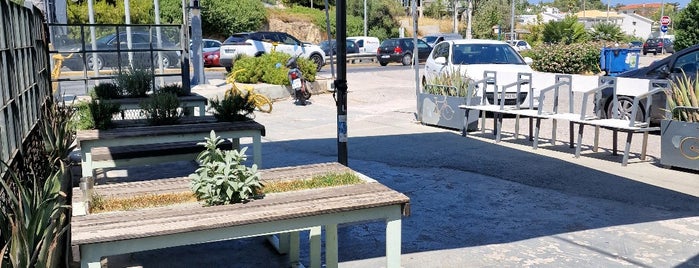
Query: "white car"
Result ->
[[506, 39, 532, 52], [423, 39, 536, 107], [347, 36, 380, 53], [219, 31, 326, 72]]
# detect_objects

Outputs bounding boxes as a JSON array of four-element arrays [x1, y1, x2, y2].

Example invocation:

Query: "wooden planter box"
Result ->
[[100, 93, 208, 118], [660, 119, 699, 171], [71, 163, 410, 268]]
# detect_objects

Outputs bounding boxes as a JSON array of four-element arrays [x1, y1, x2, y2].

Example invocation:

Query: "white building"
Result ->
[[619, 13, 653, 39]]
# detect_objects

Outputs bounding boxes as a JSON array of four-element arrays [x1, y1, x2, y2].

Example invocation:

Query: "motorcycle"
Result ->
[[286, 54, 312, 105]]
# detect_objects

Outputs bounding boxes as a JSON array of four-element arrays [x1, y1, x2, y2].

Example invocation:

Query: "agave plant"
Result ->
[[40, 97, 76, 168], [424, 66, 472, 97], [667, 71, 699, 122], [0, 162, 70, 268]]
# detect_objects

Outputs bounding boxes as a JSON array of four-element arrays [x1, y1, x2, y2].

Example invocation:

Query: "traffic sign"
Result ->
[[661, 25, 668, 32], [661, 16, 671, 26]]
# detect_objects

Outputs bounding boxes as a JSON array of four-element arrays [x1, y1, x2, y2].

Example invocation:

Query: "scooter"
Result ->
[[286, 54, 312, 105]]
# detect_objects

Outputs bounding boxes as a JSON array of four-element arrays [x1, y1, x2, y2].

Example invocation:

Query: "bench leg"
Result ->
[[575, 124, 585, 158], [533, 118, 542, 150], [325, 224, 339, 268], [462, 108, 470, 137], [514, 115, 520, 140], [480, 110, 487, 135], [551, 119, 558, 146], [495, 113, 502, 143], [289, 232, 301, 267], [253, 135, 262, 168], [386, 212, 402, 268], [529, 117, 534, 141], [641, 132, 649, 160], [266, 233, 290, 254], [79, 246, 103, 268], [309, 227, 322, 268], [81, 150, 93, 179], [569, 122, 575, 148], [612, 130, 619, 156], [593, 126, 600, 152], [622, 132, 633, 166]]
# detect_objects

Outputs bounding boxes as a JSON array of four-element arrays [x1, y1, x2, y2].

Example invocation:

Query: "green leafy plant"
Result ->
[[91, 82, 122, 99], [158, 83, 186, 96], [528, 42, 601, 74], [40, 97, 76, 168], [114, 66, 153, 98], [0, 163, 70, 268], [190, 131, 263, 206], [73, 98, 121, 130], [139, 92, 183, 125], [232, 52, 317, 85], [667, 71, 699, 122], [542, 15, 589, 45], [208, 93, 255, 122], [423, 67, 472, 97], [589, 22, 624, 42]]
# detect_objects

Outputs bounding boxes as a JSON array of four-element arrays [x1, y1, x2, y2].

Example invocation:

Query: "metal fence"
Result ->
[[0, 0, 51, 174], [47, 23, 187, 96]]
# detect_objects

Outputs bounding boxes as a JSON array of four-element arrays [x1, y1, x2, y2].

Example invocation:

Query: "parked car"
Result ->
[[598, 43, 699, 124], [422, 33, 463, 47], [218, 31, 326, 72], [347, 36, 381, 53], [63, 31, 180, 71], [319, 39, 360, 56], [629, 41, 643, 48], [190, 38, 221, 53], [642, 38, 674, 55], [376, 38, 432, 66], [506, 39, 532, 51], [203, 49, 221, 67], [423, 39, 535, 107]]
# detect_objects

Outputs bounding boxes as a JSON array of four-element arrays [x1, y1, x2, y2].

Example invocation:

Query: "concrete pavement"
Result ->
[[101, 67, 698, 268]]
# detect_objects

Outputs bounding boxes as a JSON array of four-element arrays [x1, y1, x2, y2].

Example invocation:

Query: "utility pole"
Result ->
[[510, 0, 515, 41], [453, 0, 457, 34], [466, 0, 472, 39], [606, 0, 610, 22], [364, 0, 367, 36], [336, 0, 348, 166], [660, 0, 665, 38]]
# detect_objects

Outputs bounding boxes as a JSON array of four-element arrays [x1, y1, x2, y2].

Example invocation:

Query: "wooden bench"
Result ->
[[71, 163, 411, 268], [77, 118, 265, 178], [89, 140, 236, 175]]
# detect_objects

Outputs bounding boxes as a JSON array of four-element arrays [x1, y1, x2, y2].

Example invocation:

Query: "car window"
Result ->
[[131, 34, 150, 44], [347, 41, 357, 50], [673, 50, 699, 75], [279, 33, 298, 45], [381, 39, 398, 47], [451, 43, 525, 65], [223, 34, 250, 44], [646, 63, 669, 77], [424, 36, 438, 44], [417, 39, 430, 49], [432, 42, 449, 60], [355, 39, 364, 47]]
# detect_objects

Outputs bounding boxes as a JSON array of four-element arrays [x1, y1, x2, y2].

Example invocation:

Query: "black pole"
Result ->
[[335, 0, 348, 166]]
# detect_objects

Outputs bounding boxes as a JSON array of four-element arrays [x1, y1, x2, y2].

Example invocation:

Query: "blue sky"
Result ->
[[529, 0, 691, 8]]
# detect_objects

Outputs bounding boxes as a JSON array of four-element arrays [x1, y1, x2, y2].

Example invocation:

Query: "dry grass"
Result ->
[[268, 8, 313, 23], [90, 172, 365, 213], [398, 16, 463, 37]]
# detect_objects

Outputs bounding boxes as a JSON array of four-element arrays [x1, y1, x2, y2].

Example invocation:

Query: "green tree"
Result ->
[[673, 0, 699, 51], [200, 0, 267, 38], [589, 22, 624, 42], [347, 0, 402, 40], [471, 0, 511, 39], [67, 0, 154, 24], [542, 15, 589, 44], [424, 0, 448, 18]]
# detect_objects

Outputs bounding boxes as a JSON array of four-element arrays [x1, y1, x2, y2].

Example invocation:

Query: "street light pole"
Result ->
[[466, 0, 472, 39], [510, 0, 515, 41], [363, 0, 367, 36]]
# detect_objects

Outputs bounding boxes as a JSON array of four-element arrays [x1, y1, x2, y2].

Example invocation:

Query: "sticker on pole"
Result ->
[[338, 115, 347, 142]]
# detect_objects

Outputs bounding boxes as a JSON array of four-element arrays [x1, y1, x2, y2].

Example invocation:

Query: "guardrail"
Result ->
[[325, 52, 376, 64]]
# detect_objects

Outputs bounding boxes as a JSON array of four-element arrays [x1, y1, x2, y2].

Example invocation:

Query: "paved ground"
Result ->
[[95, 67, 698, 268]]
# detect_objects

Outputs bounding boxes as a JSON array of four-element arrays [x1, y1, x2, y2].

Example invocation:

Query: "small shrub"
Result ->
[[424, 67, 472, 97], [209, 93, 255, 122], [232, 52, 317, 85], [73, 99, 120, 130], [528, 42, 601, 74], [114, 67, 153, 98], [139, 92, 183, 125], [158, 83, 186, 96], [91, 82, 122, 99], [190, 131, 263, 206]]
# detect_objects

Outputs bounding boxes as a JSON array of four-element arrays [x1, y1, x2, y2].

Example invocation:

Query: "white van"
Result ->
[[347, 36, 380, 53]]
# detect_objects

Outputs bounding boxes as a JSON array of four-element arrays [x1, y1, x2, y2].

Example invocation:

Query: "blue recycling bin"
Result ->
[[600, 47, 641, 76]]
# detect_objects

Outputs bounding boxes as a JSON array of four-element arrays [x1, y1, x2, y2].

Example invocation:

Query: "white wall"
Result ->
[[619, 13, 653, 39]]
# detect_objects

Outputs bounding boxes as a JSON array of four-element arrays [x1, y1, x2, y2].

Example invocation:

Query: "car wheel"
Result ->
[[653, 51, 657, 56], [87, 54, 104, 70], [379, 61, 388, 66], [225, 66, 232, 72], [158, 55, 171, 68], [643, 51, 647, 55], [401, 53, 412, 66], [310, 54, 324, 72], [606, 95, 645, 122]]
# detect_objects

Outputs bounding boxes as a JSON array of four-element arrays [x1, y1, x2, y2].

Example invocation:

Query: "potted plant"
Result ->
[[660, 72, 699, 171], [419, 67, 479, 131]]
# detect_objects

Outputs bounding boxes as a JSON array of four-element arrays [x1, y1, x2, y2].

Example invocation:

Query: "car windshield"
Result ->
[[223, 34, 249, 44], [319, 40, 334, 50], [451, 43, 525, 65]]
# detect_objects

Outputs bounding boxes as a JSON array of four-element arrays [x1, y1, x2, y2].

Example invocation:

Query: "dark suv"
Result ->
[[63, 31, 180, 71], [376, 38, 432, 66], [642, 38, 674, 55], [598, 43, 699, 124]]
